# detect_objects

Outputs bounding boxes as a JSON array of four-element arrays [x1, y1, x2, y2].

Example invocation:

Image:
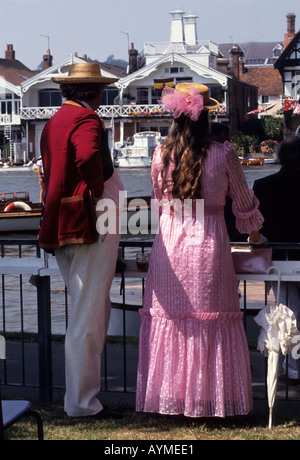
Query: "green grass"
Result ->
[[3, 403, 300, 440], [1, 333, 297, 440]]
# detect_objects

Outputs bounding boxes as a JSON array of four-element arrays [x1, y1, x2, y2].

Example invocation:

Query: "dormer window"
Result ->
[[273, 44, 283, 57], [165, 67, 184, 74]]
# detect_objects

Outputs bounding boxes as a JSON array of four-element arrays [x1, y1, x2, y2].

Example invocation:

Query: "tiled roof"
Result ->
[[0, 59, 38, 85], [239, 67, 283, 96], [219, 41, 283, 66]]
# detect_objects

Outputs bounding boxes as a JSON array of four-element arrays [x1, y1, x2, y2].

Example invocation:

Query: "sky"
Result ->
[[0, 0, 300, 70]]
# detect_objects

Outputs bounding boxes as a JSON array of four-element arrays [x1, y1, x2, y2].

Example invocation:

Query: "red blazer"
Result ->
[[39, 101, 104, 249]]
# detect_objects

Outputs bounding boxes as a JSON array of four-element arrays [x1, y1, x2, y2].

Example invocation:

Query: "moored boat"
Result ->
[[0, 192, 42, 234], [240, 157, 265, 166], [116, 131, 163, 168], [0, 192, 154, 235], [0, 165, 36, 173]]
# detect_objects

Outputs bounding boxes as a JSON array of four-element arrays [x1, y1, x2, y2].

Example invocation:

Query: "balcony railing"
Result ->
[[20, 107, 61, 120], [20, 103, 227, 121], [143, 40, 219, 56], [20, 104, 173, 120], [0, 114, 21, 125]]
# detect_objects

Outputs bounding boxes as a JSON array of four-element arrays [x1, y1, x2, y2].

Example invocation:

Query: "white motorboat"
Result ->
[[0, 192, 42, 233], [117, 132, 163, 168], [0, 164, 35, 173]]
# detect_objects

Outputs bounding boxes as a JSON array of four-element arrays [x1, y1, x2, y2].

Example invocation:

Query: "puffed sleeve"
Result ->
[[151, 145, 163, 200], [225, 141, 264, 233]]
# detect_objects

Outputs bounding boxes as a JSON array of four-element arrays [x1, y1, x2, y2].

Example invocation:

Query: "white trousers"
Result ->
[[55, 232, 120, 416]]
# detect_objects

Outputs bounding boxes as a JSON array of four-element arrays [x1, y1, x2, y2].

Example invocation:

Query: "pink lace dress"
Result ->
[[136, 141, 264, 418]]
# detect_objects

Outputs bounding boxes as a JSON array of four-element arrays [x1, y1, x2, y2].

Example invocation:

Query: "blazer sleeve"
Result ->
[[71, 113, 104, 198]]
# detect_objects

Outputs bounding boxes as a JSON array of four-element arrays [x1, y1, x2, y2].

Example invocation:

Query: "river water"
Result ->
[[0, 163, 280, 202], [0, 163, 280, 334]]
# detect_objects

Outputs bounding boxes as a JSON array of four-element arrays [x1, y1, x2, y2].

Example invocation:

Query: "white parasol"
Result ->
[[254, 266, 299, 429]]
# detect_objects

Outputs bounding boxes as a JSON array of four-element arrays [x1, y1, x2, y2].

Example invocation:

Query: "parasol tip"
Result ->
[[268, 407, 273, 430]]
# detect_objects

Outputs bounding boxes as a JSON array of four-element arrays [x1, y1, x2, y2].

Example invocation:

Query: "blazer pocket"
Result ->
[[58, 192, 99, 245], [58, 195, 86, 236]]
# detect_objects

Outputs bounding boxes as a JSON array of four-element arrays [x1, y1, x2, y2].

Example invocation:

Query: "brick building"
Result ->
[[274, 13, 300, 135], [218, 41, 283, 117]]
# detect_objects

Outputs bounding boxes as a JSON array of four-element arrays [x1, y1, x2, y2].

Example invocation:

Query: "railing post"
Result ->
[[36, 274, 53, 402]]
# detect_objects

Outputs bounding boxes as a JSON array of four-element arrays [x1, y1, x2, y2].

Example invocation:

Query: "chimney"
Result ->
[[43, 49, 53, 69], [129, 42, 138, 74], [239, 56, 245, 76], [170, 9, 185, 43], [5, 44, 15, 60], [184, 14, 198, 45], [230, 44, 242, 80], [284, 13, 296, 48], [216, 57, 229, 74]]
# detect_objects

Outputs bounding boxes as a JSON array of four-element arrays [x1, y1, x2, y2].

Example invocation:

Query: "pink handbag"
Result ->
[[231, 247, 272, 274]]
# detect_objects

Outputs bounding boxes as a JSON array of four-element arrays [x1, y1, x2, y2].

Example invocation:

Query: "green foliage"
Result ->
[[2, 143, 10, 157], [241, 118, 266, 142], [263, 116, 284, 142], [240, 116, 284, 143], [231, 115, 284, 154], [230, 131, 260, 155]]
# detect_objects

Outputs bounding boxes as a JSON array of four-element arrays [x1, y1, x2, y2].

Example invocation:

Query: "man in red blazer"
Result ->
[[39, 63, 124, 418]]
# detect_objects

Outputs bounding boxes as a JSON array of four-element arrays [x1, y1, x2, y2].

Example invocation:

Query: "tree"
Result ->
[[262, 116, 284, 142], [104, 55, 128, 68], [241, 118, 266, 142]]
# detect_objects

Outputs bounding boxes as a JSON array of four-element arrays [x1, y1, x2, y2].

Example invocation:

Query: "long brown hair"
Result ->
[[161, 109, 210, 199]]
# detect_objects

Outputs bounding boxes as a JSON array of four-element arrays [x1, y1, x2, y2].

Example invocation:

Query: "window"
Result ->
[[165, 67, 184, 74], [175, 77, 192, 84], [0, 88, 20, 115], [262, 95, 269, 104], [137, 88, 149, 104], [101, 89, 119, 105], [291, 71, 300, 99], [273, 47, 282, 57], [39, 90, 62, 107], [151, 89, 162, 104]]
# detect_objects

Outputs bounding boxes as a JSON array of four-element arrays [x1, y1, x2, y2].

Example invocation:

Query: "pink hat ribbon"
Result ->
[[160, 86, 204, 121]]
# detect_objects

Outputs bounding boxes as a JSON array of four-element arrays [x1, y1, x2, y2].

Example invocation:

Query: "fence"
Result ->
[[0, 239, 300, 404]]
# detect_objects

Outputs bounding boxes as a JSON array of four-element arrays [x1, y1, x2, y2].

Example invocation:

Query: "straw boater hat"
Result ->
[[52, 62, 119, 84], [175, 82, 219, 110]]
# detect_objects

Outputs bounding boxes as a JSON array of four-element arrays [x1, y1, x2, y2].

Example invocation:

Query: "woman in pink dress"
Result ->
[[136, 83, 264, 418]]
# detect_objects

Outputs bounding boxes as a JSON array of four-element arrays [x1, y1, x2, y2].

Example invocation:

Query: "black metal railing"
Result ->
[[0, 239, 300, 405]]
